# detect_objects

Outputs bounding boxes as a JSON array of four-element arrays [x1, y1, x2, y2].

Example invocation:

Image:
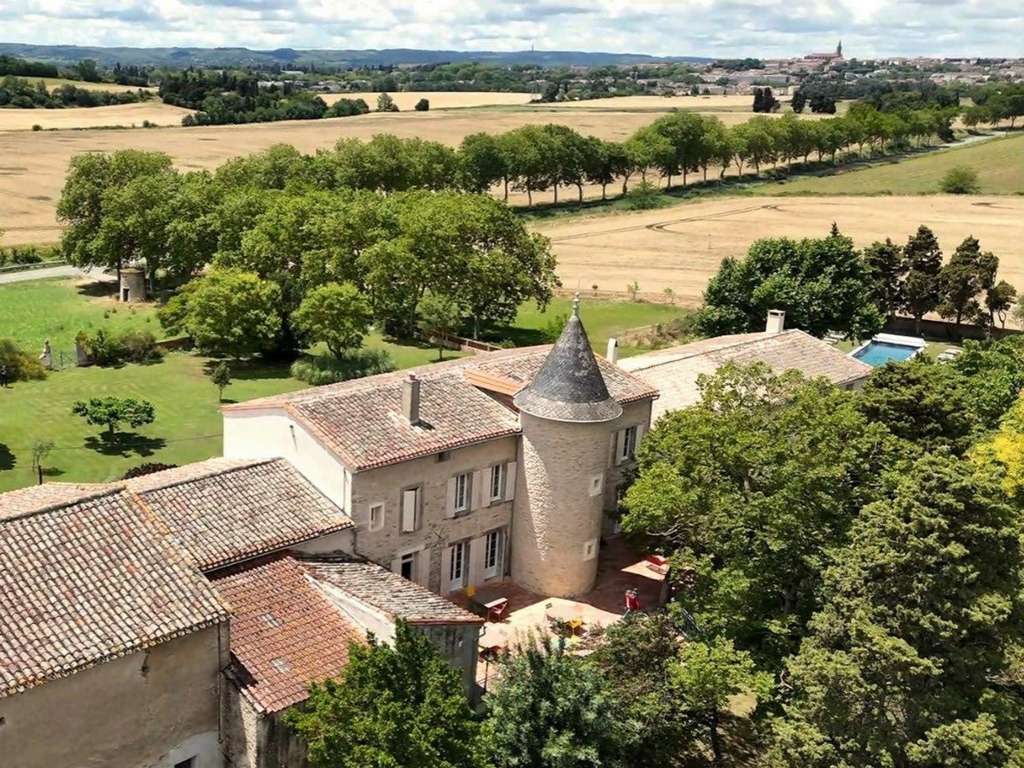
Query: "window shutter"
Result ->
[[636, 422, 647, 450], [614, 429, 626, 465], [445, 477, 458, 518], [468, 536, 485, 586], [390, 557, 402, 575], [609, 432, 618, 466], [441, 545, 453, 592], [504, 462, 517, 501], [471, 469, 484, 510], [401, 489, 418, 532]]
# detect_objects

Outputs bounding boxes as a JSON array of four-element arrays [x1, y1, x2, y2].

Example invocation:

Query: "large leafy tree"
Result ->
[[697, 230, 883, 339], [768, 454, 1024, 767], [862, 238, 907, 319], [487, 638, 624, 768], [901, 225, 943, 335], [622, 363, 905, 666], [72, 397, 155, 438], [293, 282, 372, 357], [159, 269, 282, 356], [285, 622, 486, 768], [938, 235, 999, 331]]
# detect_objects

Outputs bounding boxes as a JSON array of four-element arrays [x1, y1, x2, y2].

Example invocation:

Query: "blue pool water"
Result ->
[[853, 341, 919, 367]]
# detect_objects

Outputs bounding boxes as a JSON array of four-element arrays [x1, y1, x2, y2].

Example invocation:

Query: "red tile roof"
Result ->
[[224, 346, 657, 471], [127, 458, 353, 572], [0, 488, 228, 698], [213, 556, 366, 713]]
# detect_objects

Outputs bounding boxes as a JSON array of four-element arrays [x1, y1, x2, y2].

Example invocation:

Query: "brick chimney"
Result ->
[[766, 309, 786, 335], [402, 374, 421, 425]]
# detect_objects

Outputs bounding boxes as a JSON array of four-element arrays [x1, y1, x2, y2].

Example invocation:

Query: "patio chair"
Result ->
[[486, 597, 509, 623]]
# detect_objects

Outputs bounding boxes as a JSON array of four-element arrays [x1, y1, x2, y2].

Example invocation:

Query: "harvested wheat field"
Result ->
[[0, 107, 670, 245], [537, 195, 1024, 305], [35, 77, 157, 94], [545, 93, 768, 110], [0, 102, 194, 131], [323, 90, 536, 110]]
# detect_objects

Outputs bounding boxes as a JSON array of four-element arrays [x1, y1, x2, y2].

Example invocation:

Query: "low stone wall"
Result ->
[[883, 316, 1022, 342]]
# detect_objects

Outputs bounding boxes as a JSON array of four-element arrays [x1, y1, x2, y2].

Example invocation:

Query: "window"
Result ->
[[174, 760, 195, 768], [489, 464, 505, 502], [617, 425, 638, 464], [484, 528, 504, 579], [401, 488, 419, 532], [437, 450, 451, 462], [368, 502, 384, 532], [454, 472, 470, 513], [448, 541, 468, 590], [589, 474, 604, 497], [582, 538, 598, 561], [400, 551, 417, 581]]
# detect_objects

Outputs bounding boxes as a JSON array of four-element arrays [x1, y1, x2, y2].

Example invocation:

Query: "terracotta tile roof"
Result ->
[[213, 556, 366, 713], [303, 558, 484, 626], [0, 488, 228, 698], [620, 330, 872, 421], [224, 346, 657, 471], [127, 458, 353, 572], [0, 482, 121, 520]]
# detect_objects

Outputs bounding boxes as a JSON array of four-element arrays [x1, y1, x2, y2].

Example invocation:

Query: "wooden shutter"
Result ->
[[445, 476, 458, 518], [504, 462, 517, 502], [614, 429, 626, 465], [401, 489, 418, 532], [441, 545, 453, 592], [468, 536, 486, 586], [471, 469, 484, 510]]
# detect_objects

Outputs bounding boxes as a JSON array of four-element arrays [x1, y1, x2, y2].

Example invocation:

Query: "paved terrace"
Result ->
[[451, 538, 667, 690]]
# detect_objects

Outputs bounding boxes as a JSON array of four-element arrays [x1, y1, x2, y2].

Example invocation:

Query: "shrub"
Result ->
[[290, 349, 395, 385], [0, 338, 46, 381], [624, 180, 663, 210], [122, 462, 178, 479], [76, 328, 162, 366], [414, 98, 430, 112], [940, 165, 980, 194]]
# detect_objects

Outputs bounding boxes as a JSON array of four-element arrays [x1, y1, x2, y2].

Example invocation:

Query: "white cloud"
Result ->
[[1, 0, 1021, 57]]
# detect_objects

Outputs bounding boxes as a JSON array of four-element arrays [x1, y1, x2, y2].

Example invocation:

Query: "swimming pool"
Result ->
[[849, 333, 926, 367]]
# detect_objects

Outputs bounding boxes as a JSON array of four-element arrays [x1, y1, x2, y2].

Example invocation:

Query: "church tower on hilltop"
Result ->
[[837, 40, 843, 58], [510, 296, 623, 598]]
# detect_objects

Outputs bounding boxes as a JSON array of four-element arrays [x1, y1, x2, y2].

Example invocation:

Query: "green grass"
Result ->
[[0, 277, 687, 491], [0, 278, 160, 355], [753, 133, 1024, 196]]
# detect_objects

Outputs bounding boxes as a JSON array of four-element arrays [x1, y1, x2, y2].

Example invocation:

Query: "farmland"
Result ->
[[0, 101, 194, 131], [323, 90, 536, 110], [537, 194, 1024, 304]]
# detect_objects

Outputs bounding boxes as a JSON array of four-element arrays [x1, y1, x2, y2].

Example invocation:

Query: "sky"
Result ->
[[0, 1, 1022, 59]]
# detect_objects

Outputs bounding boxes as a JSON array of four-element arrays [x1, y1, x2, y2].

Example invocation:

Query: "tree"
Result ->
[[414, 97, 429, 111], [72, 397, 155, 438], [459, 133, 508, 195], [791, 89, 806, 114], [293, 282, 372, 357], [986, 280, 1017, 329], [487, 637, 624, 768], [285, 622, 486, 768], [938, 235, 998, 331], [161, 269, 282, 356], [30, 439, 54, 477], [768, 454, 1024, 767], [623, 363, 904, 666], [902, 225, 943, 335], [208, 362, 231, 402], [671, 636, 772, 766], [697, 230, 884, 339], [863, 238, 907, 318], [940, 165, 980, 194], [376, 92, 398, 112], [417, 292, 463, 361]]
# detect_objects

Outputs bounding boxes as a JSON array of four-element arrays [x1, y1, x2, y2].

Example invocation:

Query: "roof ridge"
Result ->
[[0, 484, 126, 523], [130, 457, 278, 495], [627, 331, 784, 371]]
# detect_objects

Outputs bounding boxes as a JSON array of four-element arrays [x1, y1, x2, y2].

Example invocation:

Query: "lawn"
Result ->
[[0, 277, 160, 355], [754, 132, 1024, 196]]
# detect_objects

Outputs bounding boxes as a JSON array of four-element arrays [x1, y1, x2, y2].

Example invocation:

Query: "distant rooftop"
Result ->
[[620, 329, 871, 421]]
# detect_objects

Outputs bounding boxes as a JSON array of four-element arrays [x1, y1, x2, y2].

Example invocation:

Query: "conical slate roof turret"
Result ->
[[513, 295, 623, 423]]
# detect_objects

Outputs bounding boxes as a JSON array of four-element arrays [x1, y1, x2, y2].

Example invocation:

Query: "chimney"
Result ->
[[402, 374, 421, 425], [606, 337, 619, 365], [766, 309, 786, 335]]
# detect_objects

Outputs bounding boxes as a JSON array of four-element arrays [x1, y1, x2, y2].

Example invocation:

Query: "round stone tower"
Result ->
[[510, 296, 622, 598]]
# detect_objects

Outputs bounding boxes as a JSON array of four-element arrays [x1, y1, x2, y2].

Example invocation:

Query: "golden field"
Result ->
[[322, 90, 536, 110], [0, 102, 194, 131], [536, 195, 1024, 304]]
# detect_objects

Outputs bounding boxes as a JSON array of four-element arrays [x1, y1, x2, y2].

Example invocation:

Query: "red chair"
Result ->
[[486, 598, 509, 623]]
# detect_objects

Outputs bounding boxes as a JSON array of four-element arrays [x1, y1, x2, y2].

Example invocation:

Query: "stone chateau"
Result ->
[[0, 303, 866, 768]]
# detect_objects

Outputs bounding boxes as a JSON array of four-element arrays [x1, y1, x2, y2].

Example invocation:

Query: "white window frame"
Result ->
[[489, 463, 505, 502], [620, 425, 638, 462], [401, 487, 420, 533], [448, 540, 468, 591], [484, 528, 504, 579], [368, 501, 385, 532], [399, 550, 417, 581], [454, 472, 470, 513]]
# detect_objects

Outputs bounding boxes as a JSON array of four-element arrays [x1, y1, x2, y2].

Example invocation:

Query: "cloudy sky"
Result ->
[[1, 1, 1022, 58]]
